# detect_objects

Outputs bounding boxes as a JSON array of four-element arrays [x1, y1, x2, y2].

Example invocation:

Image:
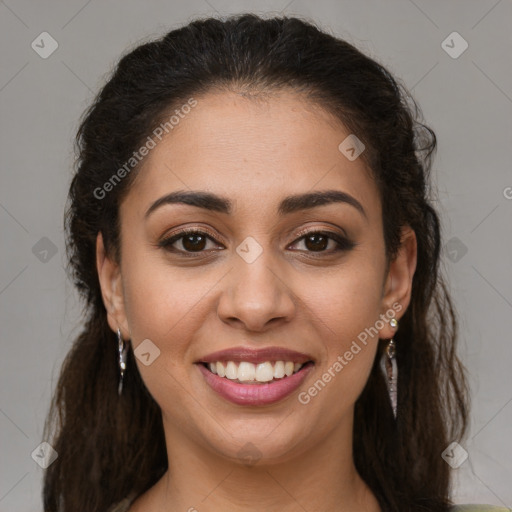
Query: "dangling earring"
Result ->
[[380, 317, 398, 419], [117, 328, 129, 396]]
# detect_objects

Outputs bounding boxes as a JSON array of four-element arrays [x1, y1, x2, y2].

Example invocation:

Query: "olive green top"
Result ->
[[450, 507, 510, 512], [107, 495, 510, 512]]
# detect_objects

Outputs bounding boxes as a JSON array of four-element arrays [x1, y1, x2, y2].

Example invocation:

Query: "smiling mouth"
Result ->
[[200, 360, 315, 384]]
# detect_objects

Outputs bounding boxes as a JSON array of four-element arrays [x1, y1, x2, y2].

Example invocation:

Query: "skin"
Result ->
[[96, 89, 417, 512]]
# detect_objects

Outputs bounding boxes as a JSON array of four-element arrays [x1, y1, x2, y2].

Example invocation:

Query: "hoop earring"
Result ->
[[117, 328, 129, 396], [380, 317, 398, 419]]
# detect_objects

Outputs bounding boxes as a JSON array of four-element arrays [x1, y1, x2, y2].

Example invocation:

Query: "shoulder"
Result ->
[[106, 491, 139, 512], [450, 505, 511, 511]]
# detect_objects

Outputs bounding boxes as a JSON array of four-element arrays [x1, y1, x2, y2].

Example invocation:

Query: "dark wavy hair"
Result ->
[[42, 13, 469, 512]]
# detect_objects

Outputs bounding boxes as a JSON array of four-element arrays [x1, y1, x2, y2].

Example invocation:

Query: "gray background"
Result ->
[[1, 0, 511, 510]]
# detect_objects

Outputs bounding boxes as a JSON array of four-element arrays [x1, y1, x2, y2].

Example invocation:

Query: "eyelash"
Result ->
[[157, 227, 355, 257]]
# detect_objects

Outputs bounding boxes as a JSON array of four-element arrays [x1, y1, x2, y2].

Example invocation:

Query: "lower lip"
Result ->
[[197, 362, 314, 406]]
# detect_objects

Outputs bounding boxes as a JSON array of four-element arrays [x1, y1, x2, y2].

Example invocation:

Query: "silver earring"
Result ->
[[380, 317, 398, 419], [117, 328, 129, 396]]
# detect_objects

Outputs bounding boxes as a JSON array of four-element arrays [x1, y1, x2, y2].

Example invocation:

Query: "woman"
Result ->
[[41, 13, 506, 512]]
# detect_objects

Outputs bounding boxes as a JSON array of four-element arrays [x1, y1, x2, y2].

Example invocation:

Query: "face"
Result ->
[[97, 89, 416, 465]]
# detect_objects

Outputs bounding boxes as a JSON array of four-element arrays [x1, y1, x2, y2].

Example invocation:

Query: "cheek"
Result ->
[[298, 255, 384, 405], [297, 278, 381, 421], [307, 256, 385, 340], [120, 259, 203, 404], [120, 249, 201, 358]]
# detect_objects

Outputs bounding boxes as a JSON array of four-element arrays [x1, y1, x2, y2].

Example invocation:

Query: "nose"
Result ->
[[216, 249, 297, 333]]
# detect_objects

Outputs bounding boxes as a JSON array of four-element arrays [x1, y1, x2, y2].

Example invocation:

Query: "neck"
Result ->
[[133, 411, 381, 512]]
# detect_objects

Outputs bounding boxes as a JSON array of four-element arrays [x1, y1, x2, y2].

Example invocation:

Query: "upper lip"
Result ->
[[197, 346, 314, 365]]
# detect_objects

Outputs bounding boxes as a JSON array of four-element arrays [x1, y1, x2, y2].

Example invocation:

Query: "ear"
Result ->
[[96, 232, 130, 339], [378, 226, 417, 339]]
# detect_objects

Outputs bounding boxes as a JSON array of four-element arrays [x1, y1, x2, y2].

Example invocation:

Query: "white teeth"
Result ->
[[284, 361, 294, 377], [274, 361, 285, 378], [205, 360, 306, 382], [255, 362, 274, 382], [225, 361, 238, 379], [216, 362, 225, 378], [238, 362, 256, 381]]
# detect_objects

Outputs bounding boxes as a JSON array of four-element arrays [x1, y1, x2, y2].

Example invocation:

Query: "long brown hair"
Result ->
[[42, 13, 469, 511]]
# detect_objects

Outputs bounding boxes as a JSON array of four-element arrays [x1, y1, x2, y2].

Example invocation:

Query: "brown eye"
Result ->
[[303, 233, 329, 251], [158, 228, 355, 257], [181, 233, 207, 252], [290, 230, 355, 254], [158, 229, 221, 254]]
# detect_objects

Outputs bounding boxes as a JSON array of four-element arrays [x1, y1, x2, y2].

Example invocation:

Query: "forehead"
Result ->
[[122, 90, 380, 220]]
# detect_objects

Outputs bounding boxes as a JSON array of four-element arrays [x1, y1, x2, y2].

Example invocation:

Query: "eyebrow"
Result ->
[[144, 189, 367, 220]]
